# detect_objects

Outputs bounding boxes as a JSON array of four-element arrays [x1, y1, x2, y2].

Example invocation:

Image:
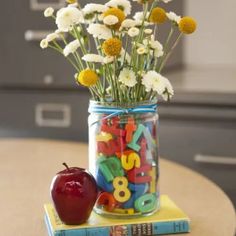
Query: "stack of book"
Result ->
[[44, 195, 190, 236]]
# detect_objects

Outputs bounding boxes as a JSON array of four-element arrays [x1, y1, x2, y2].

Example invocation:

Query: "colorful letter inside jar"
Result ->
[[89, 102, 160, 218]]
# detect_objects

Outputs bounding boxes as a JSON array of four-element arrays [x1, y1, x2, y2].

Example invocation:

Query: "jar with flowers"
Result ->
[[41, 0, 197, 218]]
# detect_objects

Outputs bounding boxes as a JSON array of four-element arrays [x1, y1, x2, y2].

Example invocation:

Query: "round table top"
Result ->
[[0, 139, 235, 236]]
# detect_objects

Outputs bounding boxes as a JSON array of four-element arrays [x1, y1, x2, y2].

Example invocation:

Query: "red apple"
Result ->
[[50, 163, 98, 225]]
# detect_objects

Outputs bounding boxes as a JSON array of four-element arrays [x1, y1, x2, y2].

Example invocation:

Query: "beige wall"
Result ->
[[184, 0, 236, 67]]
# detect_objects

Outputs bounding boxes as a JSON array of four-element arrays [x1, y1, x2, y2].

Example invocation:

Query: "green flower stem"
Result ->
[[48, 44, 62, 53], [74, 51, 84, 70], [90, 86, 101, 99], [88, 87, 95, 100], [94, 38, 102, 55], [107, 64, 116, 100], [137, 3, 149, 43], [113, 59, 119, 101], [155, 26, 174, 71], [141, 85, 146, 99], [66, 56, 81, 72], [136, 76, 143, 101], [129, 41, 136, 67], [146, 90, 154, 100], [153, 57, 160, 71], [122, 34, 129, 65], [72, 26, 92, 68], [149, 0, 158, 13], [97, 79, 105, 99], [127, 87, 132, 101], [158, 32, 183, 73], [73, 26, 87, 55], [136, 55, 145, 101], [146, 38, 151, 70], [102, 72, 106, 95], [153, 24, 158, 39], [49, 43, 80, 71], [59, 33, 68, 45], [164, 26, 174, 52]]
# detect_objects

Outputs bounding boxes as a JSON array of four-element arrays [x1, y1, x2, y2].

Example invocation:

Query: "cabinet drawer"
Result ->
[[0, 90, 90, 141], [159, 119, 236, 206]]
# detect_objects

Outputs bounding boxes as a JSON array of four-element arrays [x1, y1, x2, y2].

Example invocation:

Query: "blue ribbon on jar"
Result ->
[[88, 101, 158, 121]]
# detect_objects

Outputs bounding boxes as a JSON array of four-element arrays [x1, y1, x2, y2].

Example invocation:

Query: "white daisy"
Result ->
[[119, 48, 131, 63], [133, 11, 151, 26], [166, 11, 181, 24], [44, 7, 54, 17], [82, 54, 104, 63], [55, 29, 63, 34], [143, 36, 164, 57], [144, 36, 163, 50], [144, 29, 152, 34], [103, 15, 119, 26], [68, 3, 79, 8], [56, 7, 83, 32], [133, 12, 145, 21], [103, 56, 115, 64], [76, 26, 82, 32], [120, 19, 136, 29], [46, 33, 59, 42], [162, 0, 172, 3], [119, 68, 137, 87], [106, 0, 131, 16], [142, 71, 166, 94], [63, 39, 80, 56], [154, 48, 164, 58], [161, 77, 174, 101], [40, 39, 48, 49], [128, 27, 140, 37], [87, 24, 112, 39], [137, 47, 147, 55], [82, 4, 108, 19]]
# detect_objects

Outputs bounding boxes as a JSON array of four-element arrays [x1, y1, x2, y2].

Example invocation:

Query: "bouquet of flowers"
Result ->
[[41, 0, 196, 104]]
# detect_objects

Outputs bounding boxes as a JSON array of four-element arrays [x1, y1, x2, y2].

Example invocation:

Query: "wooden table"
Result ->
[[0, 139, 235, 236]]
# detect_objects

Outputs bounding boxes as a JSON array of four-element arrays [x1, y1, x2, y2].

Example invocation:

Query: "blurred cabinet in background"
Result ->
[[0, 90, 90, 140], [0, 1, 184, 90]]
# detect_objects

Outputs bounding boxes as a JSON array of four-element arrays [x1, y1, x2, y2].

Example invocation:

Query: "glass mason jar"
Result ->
[[88, 100, 160, 218]]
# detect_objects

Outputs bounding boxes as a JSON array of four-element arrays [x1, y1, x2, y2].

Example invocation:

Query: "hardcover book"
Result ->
[[44, 195, 190, 236]]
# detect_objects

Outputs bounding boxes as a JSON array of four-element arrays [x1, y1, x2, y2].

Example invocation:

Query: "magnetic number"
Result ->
[[113, 177, 131, 203]]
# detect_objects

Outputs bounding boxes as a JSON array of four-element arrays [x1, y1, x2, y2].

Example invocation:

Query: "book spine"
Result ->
[[44, 215, 54, 236], [54, 220, 190, 236], [150, 220, 190, 235]]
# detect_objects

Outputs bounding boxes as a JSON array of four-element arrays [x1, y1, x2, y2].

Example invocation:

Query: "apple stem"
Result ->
[[63, 163, 70, 171]]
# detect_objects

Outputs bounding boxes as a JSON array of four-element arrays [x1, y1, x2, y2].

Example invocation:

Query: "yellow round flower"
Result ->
[[103, 7, 125, 30], [102, 38, 122, 57], [149, 7, 167, 24], [179, 16, 197, 34], [66, 0, 77, 3], [77, 69, 99, 87]]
